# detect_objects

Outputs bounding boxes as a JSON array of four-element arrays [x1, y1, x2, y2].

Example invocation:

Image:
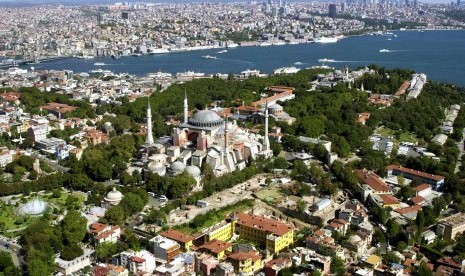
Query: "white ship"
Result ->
[[131, 53, 142, 57], [94, 62, 105, 66], [259, 41, 272, 46], [148, 48, 170, 54], [80, 55, 95, 59], [148, 71, 172, 79], [217, 50, 228, 54], [227, 43, 239, 48], [379, 49, 390, 53], [176, 71, 205, 78], [318, 58, 336, 63], [294, 62, 303, 65], [202, 55, 218, 59], [273, 41, 286, 46], [273, 67, 300, 75], [314, 37, 339, 43], [90, 69, 111, 74], [288, 41, 299, 45]]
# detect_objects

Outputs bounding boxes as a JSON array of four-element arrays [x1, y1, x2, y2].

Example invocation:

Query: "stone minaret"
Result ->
[[224, 117, 229, 150], [183, 90, 188, 124], [263, 101, 270, 151], [145, 98, 154, 145]]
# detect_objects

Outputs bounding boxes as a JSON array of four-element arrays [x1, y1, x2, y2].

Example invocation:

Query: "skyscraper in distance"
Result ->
[[328, 4, 337, 18]]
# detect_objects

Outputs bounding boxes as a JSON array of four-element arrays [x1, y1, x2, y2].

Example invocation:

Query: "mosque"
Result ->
[[143, 93, 272, 190]]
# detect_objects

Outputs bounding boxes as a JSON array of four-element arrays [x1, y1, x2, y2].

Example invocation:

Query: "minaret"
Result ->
[[183, 89, 188, 124], [263, 101, 270, 151], [224, 117, 229, 150], [145, 98, 154, 145]]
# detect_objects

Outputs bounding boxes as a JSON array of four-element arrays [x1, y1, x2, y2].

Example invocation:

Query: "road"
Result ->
[[31, 153, 69, 173], [0, 236, 24, 267], [454, 129, 465, 174]]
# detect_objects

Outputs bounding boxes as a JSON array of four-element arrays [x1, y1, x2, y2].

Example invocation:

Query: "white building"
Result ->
[[0, 147, 13, 168], [120, 250, 156, 275], [55, 248, 94, 275], [28, 124, 48, 142]]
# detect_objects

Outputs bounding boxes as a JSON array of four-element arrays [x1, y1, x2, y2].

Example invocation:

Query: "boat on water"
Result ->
[[148, 48, 170, 54], [273, 41, 286, 46], [217, 50, 228, 54], [318, 58, 336, 63], [202, 55, 218, 60], [79, 55, 95, 59], [259, 41, 272, 47], [132, 53, 142, 57], [227, 43, 239, 48], [111, 55, 121, 60], [314, 37, 339, 44], [273, 67, 300, 75], [288, 41, 299, 45], [294, 62, 303, 65], [379, 49, 390, 53], [90, 69, 111, 74], [176, 71, 205, 78], [94, 62, 105, 66]]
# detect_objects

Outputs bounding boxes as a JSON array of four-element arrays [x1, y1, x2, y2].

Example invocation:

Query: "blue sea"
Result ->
[[25, 30, 465, 86]]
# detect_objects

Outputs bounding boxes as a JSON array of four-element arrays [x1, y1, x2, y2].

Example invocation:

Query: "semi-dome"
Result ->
[[185, 165, 201, 177], [147, 161, 166, 175], [188, 110, 223, 128], [105, 187, 123, 205], [171, 161, 186, 173], [269, 103, 283, 110]]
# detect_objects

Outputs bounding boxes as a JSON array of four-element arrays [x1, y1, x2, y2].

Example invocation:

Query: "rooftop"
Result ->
[[159, 229, 194, 244], [236, 212, 293, 236]]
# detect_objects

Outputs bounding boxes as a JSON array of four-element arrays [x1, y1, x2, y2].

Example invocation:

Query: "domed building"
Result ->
[[104, 188, 123, 206], [147, 154, 167, 176], [168, 161, 186, 176], [185, 165, 202, 189], [187, 110, 224, 128]]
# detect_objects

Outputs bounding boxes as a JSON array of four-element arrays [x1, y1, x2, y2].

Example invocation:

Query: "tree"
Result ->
[[104, 206, 126, 225], [296, 199, 307, 213], [28, 258, 55, 276], [412, 261, 433, 276], [384, 251, 401, 265], [330, 256, 345, 276], [61, 210, 87, 245], [95, 242, 118, 262]]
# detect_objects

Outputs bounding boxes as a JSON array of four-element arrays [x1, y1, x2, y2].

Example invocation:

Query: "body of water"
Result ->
[[26, 30, 465, 86]]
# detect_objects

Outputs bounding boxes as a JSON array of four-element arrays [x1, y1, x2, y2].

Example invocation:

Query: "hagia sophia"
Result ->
[[141, 86, 296, 191]]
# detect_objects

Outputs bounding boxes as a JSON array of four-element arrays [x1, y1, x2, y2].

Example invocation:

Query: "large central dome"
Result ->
[[188, 110, 223, 128]]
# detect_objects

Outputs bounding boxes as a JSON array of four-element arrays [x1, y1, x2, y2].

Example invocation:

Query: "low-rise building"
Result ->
[[159, 229, 194, 252], [197, 239, 232, 260], [55, 247, 94, 275], [88, 223, 121, 246], [149, 235, 181, 262], [227, 250, 262, 274], [437, 212, 465, 241], [386, 164, 444, 190], [235, 212, 294, 255]]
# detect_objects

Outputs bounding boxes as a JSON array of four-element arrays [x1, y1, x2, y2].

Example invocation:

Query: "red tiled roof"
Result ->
[[228, 250, 261, 262], [395, 204, 422, 215], [379, 194, 400, 205], [386, 165, 444, 182], [411, 196, 425, 205], [236, 213, 293, 236], [199, 239, 232, 254], [356, 170, 392, 193], [159, 229, 194, 244], [412, 184, 431, 192], [131, 256, 145, 263]]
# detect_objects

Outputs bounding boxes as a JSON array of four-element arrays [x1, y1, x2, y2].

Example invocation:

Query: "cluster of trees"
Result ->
[[20, 211, 87, 275], [16, 87, 95, 118], [102, 188, 148, 225], [0, 252, 20, 276]]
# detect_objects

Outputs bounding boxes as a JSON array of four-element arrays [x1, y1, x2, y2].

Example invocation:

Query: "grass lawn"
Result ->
[[376, 127, 418, 143], [0, 191, 86, 235], [174, 199, 255, 235]]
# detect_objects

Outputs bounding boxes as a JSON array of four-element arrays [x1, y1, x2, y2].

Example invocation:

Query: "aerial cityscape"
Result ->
[[1, 0, 465, 276]]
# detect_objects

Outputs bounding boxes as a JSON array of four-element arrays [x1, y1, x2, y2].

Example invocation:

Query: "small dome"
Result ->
[[147, 161, 166, 175], [186, 165, 201, 177], [269, 103, 283, 110], [350, 235, 362, 244], [171, 161, 186, 172], [105, 187, 123, 204]]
